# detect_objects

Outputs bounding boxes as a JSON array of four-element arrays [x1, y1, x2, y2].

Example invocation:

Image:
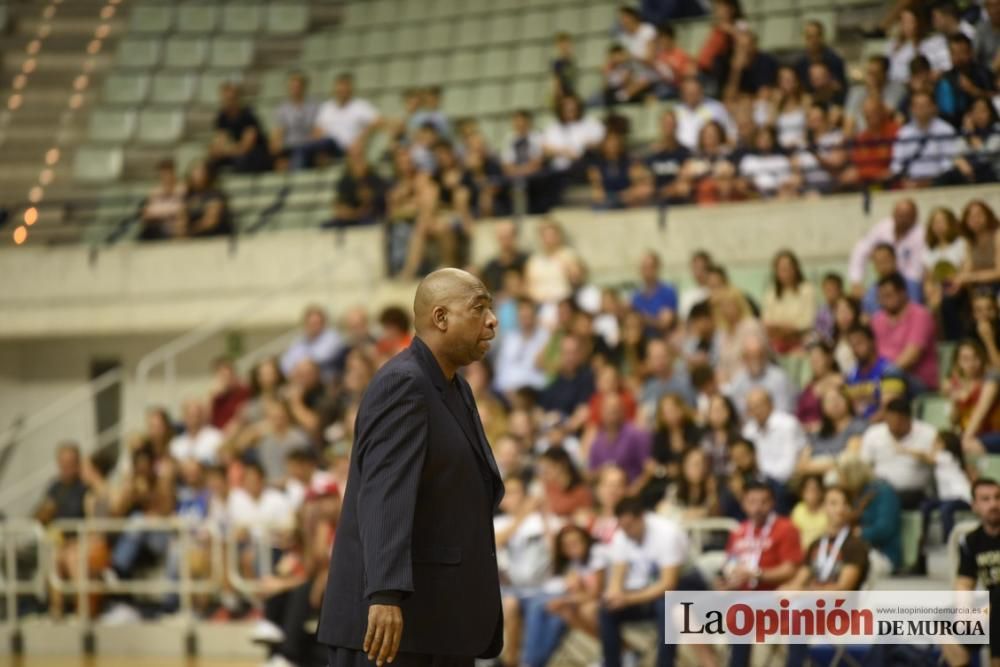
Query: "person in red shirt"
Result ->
[[840, 97, 900, 188], [209, 356, 252, 432], [651, 24, 695, 97], [717, 480, 802, 666]]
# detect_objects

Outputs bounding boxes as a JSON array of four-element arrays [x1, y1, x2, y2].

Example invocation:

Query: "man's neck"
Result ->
[[983, 521, 1000, 537], [426, 340, 458, 380]]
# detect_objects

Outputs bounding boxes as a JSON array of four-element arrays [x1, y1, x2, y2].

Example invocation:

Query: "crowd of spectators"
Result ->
[[135, 1, 999, 272], [34, 191, 1000, 665]]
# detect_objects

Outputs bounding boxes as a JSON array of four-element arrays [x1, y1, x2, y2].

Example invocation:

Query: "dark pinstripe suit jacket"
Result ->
[[318, 336, 505, 658]]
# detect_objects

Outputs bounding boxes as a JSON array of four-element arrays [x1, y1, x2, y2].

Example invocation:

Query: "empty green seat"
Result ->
[[758, 15, 800, 51], [422, 20, 453, 47], [221, 3, 261, 33], [150, 73, 196, 104], [447, 51, 478, 83], [360, 28, 394, 59], [585, 3, 616, 34], [137, 109, 185, 144], [416, 54, 449, 85], [480, 47, 512, 79], [103, 73, 149, 105], [581, 35, 608, 69], [455, 16, 487, 48], [129, 4, 174, 33], [210, 38, 254, 68], [979, 456, 1000, 483], [259, 70, 289, 101], [331, 32, 363, 62], [554, 5, 585, 34], [353, 62, 383, 93], [266, 4, 309, 34], [198, 71, 241, 104], [74, 146, 124, 183], [176, 3, 219, 33], [385, 60, 415, 90], [429, 0, 464, 19], [473, 82, 508, 115], [510, 77, 544, 110], [164, 36, 208, 68], [174, 142, 206, 172], [116, 39, 161, 68], [518, 10, 552, 42], [88, 109, 136, 143], [392, 25, 422, 56], [915, 394, 953, 430], [487, 15, 518, 45], [514, 43, 547, 75], [442, 86, 475, 116], [302, 34, 331, 63], [678, 20, 712, 54]]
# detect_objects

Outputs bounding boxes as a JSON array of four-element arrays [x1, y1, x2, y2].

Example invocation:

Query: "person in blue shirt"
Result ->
[[861, 242, 923, 314], [630, 250, 679, 334], [845, 324, 893, 419]]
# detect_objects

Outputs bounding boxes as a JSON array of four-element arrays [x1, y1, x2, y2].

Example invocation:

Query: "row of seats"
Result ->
[[116, 37, 255, 70], [103, 70, 242, 107], [88, 108, 186, 145], [128, 2, 310, 36]]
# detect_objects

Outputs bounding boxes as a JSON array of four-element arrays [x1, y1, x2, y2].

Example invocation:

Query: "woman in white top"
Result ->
[[739, 126, 795, 199], [922, 206, 966, 340], [886, 8, 943, 83], [909, 431, 971, 574], [542, 95, 606, 175], [762, 249, 817, 353], [770, 65, 809, 150], [524, 219, 578, 306]]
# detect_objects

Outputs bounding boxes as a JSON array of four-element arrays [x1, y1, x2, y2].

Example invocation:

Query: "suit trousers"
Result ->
[[328, 647, 474, 667]]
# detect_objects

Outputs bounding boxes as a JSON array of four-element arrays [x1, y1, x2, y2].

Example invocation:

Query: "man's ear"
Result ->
[[432, 305, 448, 331]]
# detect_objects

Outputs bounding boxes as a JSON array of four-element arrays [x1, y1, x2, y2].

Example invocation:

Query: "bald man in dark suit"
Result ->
[[318, 268, 504, 667]]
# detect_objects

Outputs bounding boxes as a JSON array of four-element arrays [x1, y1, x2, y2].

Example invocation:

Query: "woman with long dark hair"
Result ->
[[660, 447, 720, 520], [796, 386, 866, 477], [699, 393, 741, 477], [762, 249, 817, 353], [795, 341, 843, 431]]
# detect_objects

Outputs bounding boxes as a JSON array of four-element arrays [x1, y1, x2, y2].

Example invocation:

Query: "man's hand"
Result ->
[[365, 604, 403, 666]]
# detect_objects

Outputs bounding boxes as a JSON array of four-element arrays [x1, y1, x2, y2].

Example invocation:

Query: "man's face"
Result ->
[[974, 296, 998, 322], [600, 394, 624, 430], [824, 489, 850, 527], [872, 248, 897, 278], [646, 341, 671, 375], [742, 341, 766, 376], [949, 41, 972, 68], [597, 467, 627, 509], [499, 479, 525, 513], [618, 512, 645, 542], [496, 221, 517, 252], [639, 254, 658, 284], [862, 97, 885, 129], [619, 11, 638, 32], [517, 301, 536, 332], [680, 79, 702, 107], [847, 331, 873, 364], [244, 469, 264, 497], [885, 411, 911, 440], [973, 483, 1000, 528], [57, 448, 80, 483], [334, 78, 352, 103], [183, 401, 205, 431], [443, 285, 497, 365], [911, 95, 936, 125], [877, 283, 905, 315], [220, 84, 239, 109], [865, 59, 885, 86], [559, 337, 582, 374], [288, 75, 306, 99], [804, 23, 822, 51], [747, 391, 771, 425], [892, 200, 917, 235], [304, 310, 325, 338], [741, 488, 774, 525], [730, 443, 755, 472]]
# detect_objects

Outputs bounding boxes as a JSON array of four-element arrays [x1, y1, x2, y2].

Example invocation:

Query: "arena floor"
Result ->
[[5, 659, 257, 667]]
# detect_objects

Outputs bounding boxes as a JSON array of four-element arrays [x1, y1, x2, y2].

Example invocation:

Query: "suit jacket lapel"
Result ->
[[456, 377, 502, 483]]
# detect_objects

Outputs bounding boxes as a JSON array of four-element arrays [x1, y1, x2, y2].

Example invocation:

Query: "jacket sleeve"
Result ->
[[355, 371, 429, 600]]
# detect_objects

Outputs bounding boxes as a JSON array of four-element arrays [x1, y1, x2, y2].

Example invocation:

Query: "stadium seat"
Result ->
[[221, 2, 262, 33], [416, 54, 449, 86], [455, 16, 488, 48], [385, 60, 415, 90], [174, 142, 206, 172], [210, 38, 255, 69], [377, 90, 405, 118], [332, 32, 363, 63], [150, 73, 197, 105], [553, 5, 586, 35], [88, 109, 137, 143], [103, 73, 150, 106], [116, 39, 162, 69], [74, 146, 124, 183], [442, 85, 475, 116], [979, 456, 1000, 483], [266, 4, 309, 34], [129, 4, 174, 33], [392, 25, 423, 57], [513, 43, 547, 76], [302, 34, 332, 64], [473, 82, 508, 115], [915, 394, 952, 430], [163, 36, 209, 69], [137, 109, 185, 144], [758, 15, 800, 51], [198, 71, 241, 104], [353, 62, 384, 94], [422, 21, 455, 49], [518, 10, 552, 42], [510, 77, 545, 110], [584, 2, 617, 34], [430, 0, 465, 19], [486, 14, 519, 45], [259, 70, 289, 102], [176, 3, 220, 33], [581, 35, 608, 69], [360, 28, 394, 59], [447, 51, 479, 84], [480, 47, 513, 79], [677, 20, 712, 55]]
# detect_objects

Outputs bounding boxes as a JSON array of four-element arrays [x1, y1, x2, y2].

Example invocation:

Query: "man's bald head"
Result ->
[[412, 268, 497, 375]]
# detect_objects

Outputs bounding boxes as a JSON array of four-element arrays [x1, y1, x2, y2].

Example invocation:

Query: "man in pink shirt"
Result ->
[[847, 198, 925, 297], [871, 272, 939, 393]]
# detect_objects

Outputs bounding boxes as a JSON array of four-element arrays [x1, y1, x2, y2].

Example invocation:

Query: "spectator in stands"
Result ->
[[209, 356, 250, 432], [954, 200, 1000, 299], [481, 220, 529, 294], [790, 475, 828, 550], [795, 342, 843, 432], [896, 55, 935, 123], [640, 339, 696, 418], [179, 161, 232, 238], [840, 96, 901, 189], [494, 298, 550, 396], [922, 207, 966, 339], [886, 8, 942, 84], [843, 56, 904, 136], [587, 131, 647, 209], [599, 496, 690, 667], [540, 335, 595, 427], [806, 62, 846, 110], [227, 460, 295, 546], [385, 147, 426, 276], [245, 399, 311, 483], [742, 387, 807, 488], [270, 71, 319, 171], [551, 32, 578, 103], [373, 305, 412, 362], [281, 305, 342, 379], [937, 33, 995, 128], [861, 242, 924, 315], [847, 197, 924, 296], [542, 94, 605, 183], [814, 272, 844, 342], [650, 23, 694, 98], [723, 29, 778, 101], [502, 110, 554, 215], [845, 325, 893, 419], [727, 335, 796, 416], [630, 250, 678, 335], [793, 103, 847, 194], [588, 393, 651, 483], [953, 97, 1000, 184], [761, 249, 816, 352], [696, 0, 743, 82], [795, 20, 847, 96], [407, 86, 450, 140], [537, 446, 592, 519], [798, 386, 865, 478], [524, 219, 577, 306], [169, 399, 224, 464], [285, 358, 327, 439], [463, 132, 506, 218], [325, 148, 386, 228], [139, 159, 185, 241], [674, 76, 735, 150], [948, 339, 1000, 447], [763, 67, 807, 151], [638, 393, 700, 495], [597, 45, 651, 108], [975, 0, 1000, 68], [873, 271, 940, 392], [969, 289, 1000, 368], [312, 73, 381, 159], [686, 122, 739, 204], [682, 302, 721, 373], [36, 442, 90, 526], [679, 250, 713, 319], [695, 393, 737, 477], [617, 6, 657, 62], [713, 285, 766, 383], [659, 447, 720, 522], [209, 82, 271, 174], [720, 481, 802, 667], [859, 396, 935, 510], [740, 126, 794, 199], [837, 455, 901, 571], [642, 109, 694, 203], [891, 91, 962, 187]]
